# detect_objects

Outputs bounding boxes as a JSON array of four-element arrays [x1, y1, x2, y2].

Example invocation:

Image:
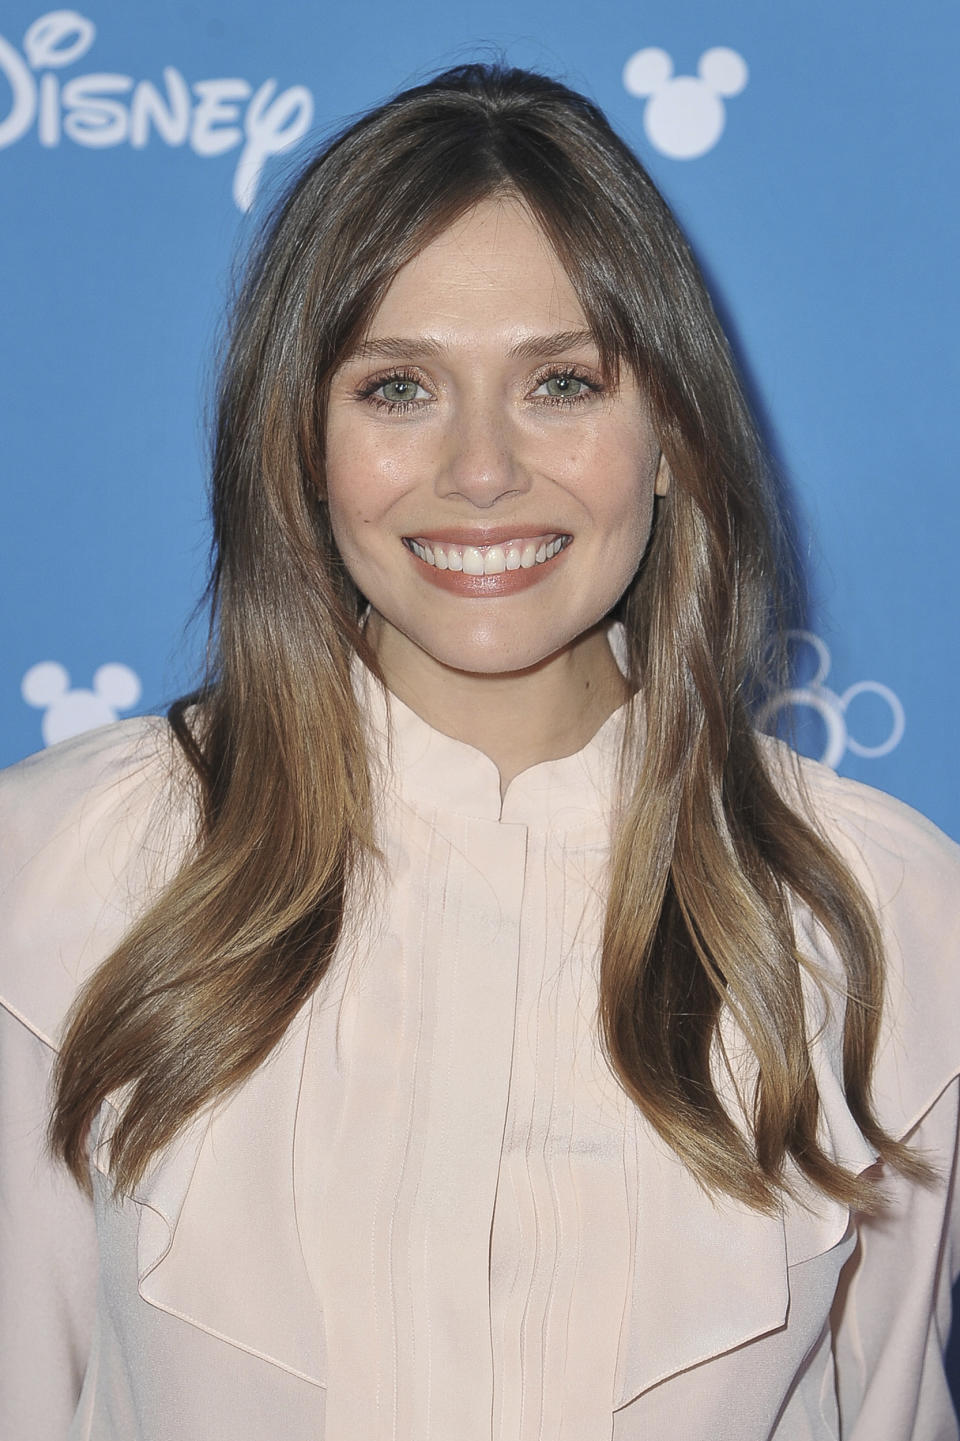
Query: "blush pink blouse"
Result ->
[[2, 673, 960, 1440]]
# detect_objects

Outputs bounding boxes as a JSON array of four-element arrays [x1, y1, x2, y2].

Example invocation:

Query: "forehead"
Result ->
[[363, 196, 589, 341]]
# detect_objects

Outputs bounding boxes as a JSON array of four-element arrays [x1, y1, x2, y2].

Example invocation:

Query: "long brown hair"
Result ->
[[51, 63, 922, 1208]]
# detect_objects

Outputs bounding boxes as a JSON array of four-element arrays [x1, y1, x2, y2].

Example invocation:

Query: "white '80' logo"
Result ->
[[757, 632, 905, 769]]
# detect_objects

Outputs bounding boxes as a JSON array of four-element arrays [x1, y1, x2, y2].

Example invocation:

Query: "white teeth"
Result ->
[[408, 535, 569, 573]]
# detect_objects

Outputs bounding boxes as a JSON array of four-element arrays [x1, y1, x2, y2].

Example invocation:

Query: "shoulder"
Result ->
[[1, 714, 172, 818], [761, 736, 960, 1136], [761, 735, 960, 916], [0, 717, 197, 1048]]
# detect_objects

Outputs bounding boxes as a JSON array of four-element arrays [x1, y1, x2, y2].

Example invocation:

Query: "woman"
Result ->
[[2, 62, 959, 1441]]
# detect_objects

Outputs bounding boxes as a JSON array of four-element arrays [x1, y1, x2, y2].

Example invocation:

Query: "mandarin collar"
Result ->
[[355, 626, 633, 830]]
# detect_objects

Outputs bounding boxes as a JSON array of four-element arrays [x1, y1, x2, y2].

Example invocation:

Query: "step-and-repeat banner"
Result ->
[[3, 3, 956, 838], [2, 0, 959, 1382]]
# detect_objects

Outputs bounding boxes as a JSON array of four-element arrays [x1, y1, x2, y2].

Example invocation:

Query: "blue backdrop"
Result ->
[[4, 1, 956, 842], [3, 1, 957, 842], [2, 0, 958, 1382]]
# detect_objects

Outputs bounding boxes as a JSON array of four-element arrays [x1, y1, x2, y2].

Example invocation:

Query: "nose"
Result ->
[[433, 402, 531, 508]]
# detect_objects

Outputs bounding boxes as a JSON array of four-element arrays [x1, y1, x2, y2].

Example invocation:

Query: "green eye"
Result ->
[[381, 379, 420, 402], [536, 373, 593, 400], [544, 375, 582, 397]]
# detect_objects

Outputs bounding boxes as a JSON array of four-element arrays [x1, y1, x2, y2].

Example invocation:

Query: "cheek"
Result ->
[[323, 478, 373, 586], [594, 450, 659, 552], [322, 472, 356, 546], [325, 438, 416, 532], [323, 439, 380, 548], [323, 448, 408, 602]]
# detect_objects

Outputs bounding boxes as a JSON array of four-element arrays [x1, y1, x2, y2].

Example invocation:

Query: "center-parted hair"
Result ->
[[51, 63, 921, 1207]]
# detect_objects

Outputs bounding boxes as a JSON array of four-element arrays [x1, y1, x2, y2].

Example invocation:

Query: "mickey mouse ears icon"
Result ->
[[21, 661, 142, 746], [623, 47, 749, 160]]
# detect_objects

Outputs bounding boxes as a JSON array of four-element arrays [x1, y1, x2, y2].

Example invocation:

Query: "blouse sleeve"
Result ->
[[0, 721, 180, 1437], [772, 750, 960, 1436], [831, 1077, 960, 1438], [0, 1002, 99, 1437]]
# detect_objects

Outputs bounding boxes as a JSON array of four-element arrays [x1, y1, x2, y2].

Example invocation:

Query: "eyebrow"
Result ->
[[344, 328, 599, 363]]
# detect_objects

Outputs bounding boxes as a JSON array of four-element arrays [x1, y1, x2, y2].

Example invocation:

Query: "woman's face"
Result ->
[[324, 196, 667, 683]]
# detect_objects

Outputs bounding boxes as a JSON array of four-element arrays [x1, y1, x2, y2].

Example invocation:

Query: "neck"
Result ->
[[368, 621, 630, 796]]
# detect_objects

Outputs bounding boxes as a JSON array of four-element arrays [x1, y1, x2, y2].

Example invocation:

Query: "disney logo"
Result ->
[[758, 631, 905, 769], [0, 9, 313, 210]]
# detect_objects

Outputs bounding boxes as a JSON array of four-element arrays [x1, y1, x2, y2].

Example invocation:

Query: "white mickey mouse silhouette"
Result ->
[[21, 661, 142, 746], [622, 47, 748, 160]]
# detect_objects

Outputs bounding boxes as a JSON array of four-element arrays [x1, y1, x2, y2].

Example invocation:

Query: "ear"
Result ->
[[654, 451, 671, 497]]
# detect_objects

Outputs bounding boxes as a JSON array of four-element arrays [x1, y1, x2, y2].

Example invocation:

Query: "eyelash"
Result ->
[[354, 365, 603, 414]]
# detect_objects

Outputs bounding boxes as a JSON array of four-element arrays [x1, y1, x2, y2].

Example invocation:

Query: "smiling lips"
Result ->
[[403, 532, 572, 595]]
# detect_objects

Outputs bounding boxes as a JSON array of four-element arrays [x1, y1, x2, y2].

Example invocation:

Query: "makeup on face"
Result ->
[[403, 528, 572, 593], [323, 196, 664, 687]]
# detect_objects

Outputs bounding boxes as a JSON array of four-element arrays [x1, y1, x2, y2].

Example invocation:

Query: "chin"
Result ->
[[409, 622, 584, 679]]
